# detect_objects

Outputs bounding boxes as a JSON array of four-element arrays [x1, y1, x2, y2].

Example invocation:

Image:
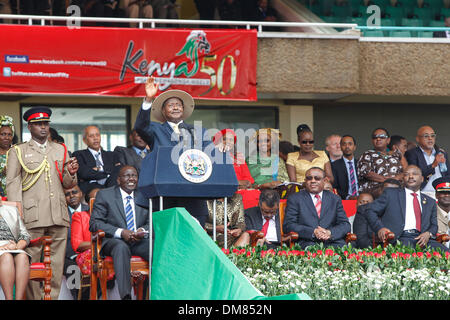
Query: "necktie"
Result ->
[[348, 161, 357, 196], [315, 194, 322, 218], [139, 150, 146, 159], [95, 152, 107, 185], [125, 195, 135, 231], [261, 217, 271, 237], [411, 193, 421, 231], [173, 123, 180, 135]]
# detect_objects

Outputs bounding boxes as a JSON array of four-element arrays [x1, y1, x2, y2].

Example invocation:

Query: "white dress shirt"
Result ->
[[114, 189, 136, 238], [262, 214, 278, 242], [404, 188, 423, 231], [420, 147, 442, 193]]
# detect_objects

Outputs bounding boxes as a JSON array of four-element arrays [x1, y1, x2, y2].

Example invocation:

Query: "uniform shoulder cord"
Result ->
[[7, 145, 51, 191]]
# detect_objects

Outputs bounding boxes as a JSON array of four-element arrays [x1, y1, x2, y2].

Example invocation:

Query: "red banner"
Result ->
[[0, 25, 257, 100]]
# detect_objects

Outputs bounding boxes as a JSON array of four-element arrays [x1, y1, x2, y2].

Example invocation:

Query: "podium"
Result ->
[[137, 145, 239, 299], [138, 146, 238, 199]]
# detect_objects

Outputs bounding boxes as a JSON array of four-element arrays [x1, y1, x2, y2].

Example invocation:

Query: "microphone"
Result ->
[[178, 122, 195, 148]]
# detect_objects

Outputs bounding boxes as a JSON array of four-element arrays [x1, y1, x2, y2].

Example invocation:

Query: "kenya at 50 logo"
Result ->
[[120, 30, 237, 96]]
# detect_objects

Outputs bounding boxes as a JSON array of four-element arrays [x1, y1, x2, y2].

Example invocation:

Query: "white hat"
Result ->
[[151, 90, 195, 122]]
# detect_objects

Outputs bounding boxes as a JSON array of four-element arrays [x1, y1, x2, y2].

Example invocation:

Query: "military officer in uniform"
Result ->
[[6, 107, 79, 300]]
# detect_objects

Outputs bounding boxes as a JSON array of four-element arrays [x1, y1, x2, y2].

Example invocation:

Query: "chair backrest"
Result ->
[[279, 201, 287, 236], [0, 200, 23, 218], [89, 197, 95, 215]]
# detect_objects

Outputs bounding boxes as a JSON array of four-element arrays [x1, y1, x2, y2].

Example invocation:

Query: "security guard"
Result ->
[[6, 106, 79, 300], [433, 176, 450, 248]]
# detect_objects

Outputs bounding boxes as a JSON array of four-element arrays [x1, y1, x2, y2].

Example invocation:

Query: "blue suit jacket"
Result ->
[[365, 188, 438, 240], [283, 190, 350, 243], [404, 146, 450, 190], [133, 106, 211, 152]]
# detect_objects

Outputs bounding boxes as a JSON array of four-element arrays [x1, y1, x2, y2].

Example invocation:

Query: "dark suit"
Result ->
[[352, 203, 377, 249], [89, 186, 150, 299], [283, 190, 351, 248], [245, 206, 282, 249], [404, 146, 450, 190], [365, 188, 449, 251], [113, 146, 147, 173], [331, 157, 359, 200], [72, 148, 117, 195], [133, 105, 213, 227]]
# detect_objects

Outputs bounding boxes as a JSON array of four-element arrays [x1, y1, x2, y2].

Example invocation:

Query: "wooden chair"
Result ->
[[372, 232, 449, 248], [88, 197, 149, 300], [0, 201, 53, 300], [278, 202, 299, 248], [245, 201, 299, 248], [90, 230, 149, 300]]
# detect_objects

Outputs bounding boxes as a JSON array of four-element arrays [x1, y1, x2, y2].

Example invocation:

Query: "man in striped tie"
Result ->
[[283, 167, 351, 249], [331, 135, 359, 200], [89, 165, 150, 299]]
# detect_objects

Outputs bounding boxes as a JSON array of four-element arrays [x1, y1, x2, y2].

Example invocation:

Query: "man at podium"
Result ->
[[134, 77, 212, 227]]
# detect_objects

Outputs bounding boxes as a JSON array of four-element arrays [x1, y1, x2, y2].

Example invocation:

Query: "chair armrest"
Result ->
[[29, 236, 52, 248], [345, 233, 357, 243], [245, 230, 264, 247], [436, 233, 450, 243], [281, 232, 299, 249]]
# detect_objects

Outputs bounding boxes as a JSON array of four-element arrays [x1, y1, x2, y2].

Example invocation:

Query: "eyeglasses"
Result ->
[[64, 190, 79, 197], [372, 134, 388, 139], [301, 140, 314, 144], [305, 175, 323, 181], [419, 134, 436, 139]]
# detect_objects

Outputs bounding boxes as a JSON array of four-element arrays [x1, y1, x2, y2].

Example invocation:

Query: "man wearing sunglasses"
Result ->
[[283, 167, 351, 249], [405, 126, 450, 198]]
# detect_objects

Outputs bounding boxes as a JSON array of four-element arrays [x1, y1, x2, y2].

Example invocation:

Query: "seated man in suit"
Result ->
[[113, 129, 149, 174], [89, 165, 150, 300], [63, 184, 90, 299], [433, 177, 450, 249], [366, 165, 449, 252], [404, 125, 450, 198], [331, 135, 359, 200], [283, 167, 351, 249], [353, 178, 401, 248], [72, 125, 117, 196], [244, 189, 282, 249]]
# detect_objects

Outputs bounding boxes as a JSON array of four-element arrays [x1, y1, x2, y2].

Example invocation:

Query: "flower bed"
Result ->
[[223, 244, 450, 300]]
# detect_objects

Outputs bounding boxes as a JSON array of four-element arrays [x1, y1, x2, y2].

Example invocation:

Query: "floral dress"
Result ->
[[0, 154, 7, 197], [357, 149, 403, 195]]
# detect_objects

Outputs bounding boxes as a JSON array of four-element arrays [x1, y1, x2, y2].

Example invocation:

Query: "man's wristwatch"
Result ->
[[428, 231, 433, 238]]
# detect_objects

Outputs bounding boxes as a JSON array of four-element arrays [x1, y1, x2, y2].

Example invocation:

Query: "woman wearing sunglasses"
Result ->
[[357, 128, 404, 198], [286, 126, 334, 185]]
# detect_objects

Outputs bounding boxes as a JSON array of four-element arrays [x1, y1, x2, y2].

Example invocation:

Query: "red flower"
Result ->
[[417, 252, 423, 258], [222, 248, 230, 255], [327, 262, 332, 266], [325, 249, 334, 256], [317, 250, 323, 255], [343, 251, 349, 256], [246, 251, 251, 257]]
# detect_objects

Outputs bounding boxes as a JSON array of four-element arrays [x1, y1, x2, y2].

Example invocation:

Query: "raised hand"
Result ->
[[145, 76, 159, 102]]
